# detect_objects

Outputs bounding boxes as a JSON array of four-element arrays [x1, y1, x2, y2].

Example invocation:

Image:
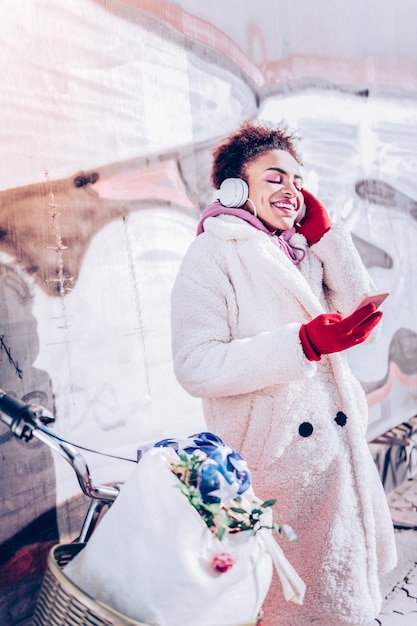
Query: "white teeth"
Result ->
[[273, 202, 295, 210]]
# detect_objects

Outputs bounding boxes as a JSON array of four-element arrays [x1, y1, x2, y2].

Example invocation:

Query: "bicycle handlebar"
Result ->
[[0, 389, 54, 439], [0, 388, 119, 503]]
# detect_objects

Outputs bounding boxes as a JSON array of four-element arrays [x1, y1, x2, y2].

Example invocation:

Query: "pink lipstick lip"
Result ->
[[271, 201, 296, 214]]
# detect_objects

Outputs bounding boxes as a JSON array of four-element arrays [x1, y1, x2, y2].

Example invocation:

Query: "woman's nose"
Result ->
[[281, 182, 297, 196]]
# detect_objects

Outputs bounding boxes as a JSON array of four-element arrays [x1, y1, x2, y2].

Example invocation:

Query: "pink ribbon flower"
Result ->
[[210, 552, 235, 574]]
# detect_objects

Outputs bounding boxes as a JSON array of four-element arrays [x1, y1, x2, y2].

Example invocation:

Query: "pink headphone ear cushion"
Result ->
[[218, 178, 248, 208], [296, 203, 306, 223]]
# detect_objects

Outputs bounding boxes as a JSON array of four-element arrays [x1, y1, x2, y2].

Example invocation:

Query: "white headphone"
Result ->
[[215, 178, 249, 208]]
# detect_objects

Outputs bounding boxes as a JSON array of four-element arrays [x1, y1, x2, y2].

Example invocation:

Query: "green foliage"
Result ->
[[170, 452, 297, 543]]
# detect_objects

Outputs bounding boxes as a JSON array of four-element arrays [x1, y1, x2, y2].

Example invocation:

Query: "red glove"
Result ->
[[297, 189, 331, 245], [299, 303, 382, 362]]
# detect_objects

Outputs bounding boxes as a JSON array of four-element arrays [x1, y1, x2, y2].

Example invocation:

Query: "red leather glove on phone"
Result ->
[[298, 189, 331, 246], [299, 303, 382, 362]]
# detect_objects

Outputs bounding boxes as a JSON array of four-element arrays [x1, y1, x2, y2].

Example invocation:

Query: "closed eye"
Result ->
[[266, 178, 303, 191], [265, 167, 303, 191]]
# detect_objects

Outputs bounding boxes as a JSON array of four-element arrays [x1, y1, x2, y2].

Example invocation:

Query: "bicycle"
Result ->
[[0, 389, 263, 626]]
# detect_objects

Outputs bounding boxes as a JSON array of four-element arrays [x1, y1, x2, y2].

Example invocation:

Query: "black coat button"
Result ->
[[335, 411, 347, 427], [299, 422, 314, 437]]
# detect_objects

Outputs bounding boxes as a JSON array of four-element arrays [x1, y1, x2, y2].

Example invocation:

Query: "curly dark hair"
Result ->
[[211, 119, 302, 189]]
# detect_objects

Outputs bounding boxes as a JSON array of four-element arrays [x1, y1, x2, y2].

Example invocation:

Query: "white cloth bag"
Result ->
[[64, 447, 304, 626]]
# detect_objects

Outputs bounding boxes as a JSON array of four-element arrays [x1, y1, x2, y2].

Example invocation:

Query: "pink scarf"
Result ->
[[196, 202, 306, 265]]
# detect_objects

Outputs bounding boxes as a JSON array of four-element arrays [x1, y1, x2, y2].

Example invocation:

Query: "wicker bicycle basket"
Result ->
[[32, 543, 263, 626]]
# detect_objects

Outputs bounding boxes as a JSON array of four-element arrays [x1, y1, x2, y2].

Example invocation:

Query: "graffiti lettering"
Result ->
[[0, 336, 23, 379]]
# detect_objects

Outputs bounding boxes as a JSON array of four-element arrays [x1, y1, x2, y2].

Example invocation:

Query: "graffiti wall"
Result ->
[[0, 0, 416, 623]]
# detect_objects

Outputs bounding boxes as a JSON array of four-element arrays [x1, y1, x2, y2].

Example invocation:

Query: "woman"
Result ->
[[170, 120, 396, 626]]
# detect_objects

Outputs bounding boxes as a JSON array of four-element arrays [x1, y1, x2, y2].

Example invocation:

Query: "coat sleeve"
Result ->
[[309, 222, 379, 315], [170, 239, 317, 399]]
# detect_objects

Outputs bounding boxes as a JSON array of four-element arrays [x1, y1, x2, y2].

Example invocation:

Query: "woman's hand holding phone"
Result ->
[[299, 303, 383, 361]]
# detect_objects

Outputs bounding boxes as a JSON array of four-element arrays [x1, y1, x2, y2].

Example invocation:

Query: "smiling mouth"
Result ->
[[271, 201, 296, 214]]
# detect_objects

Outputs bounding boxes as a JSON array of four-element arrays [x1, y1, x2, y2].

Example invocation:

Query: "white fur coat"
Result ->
[[170, 214, 397, 626]]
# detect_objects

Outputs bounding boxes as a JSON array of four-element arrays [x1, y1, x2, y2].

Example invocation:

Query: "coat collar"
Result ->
[[197, 202, 306, 265], [202, 213, 324, 320]]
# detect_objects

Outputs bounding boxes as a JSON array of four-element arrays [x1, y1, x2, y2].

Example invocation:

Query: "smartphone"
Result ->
[[345, 290, 389, 318]]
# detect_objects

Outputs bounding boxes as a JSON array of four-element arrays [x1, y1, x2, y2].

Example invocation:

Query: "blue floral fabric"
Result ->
[[153, 432, 252, 503]]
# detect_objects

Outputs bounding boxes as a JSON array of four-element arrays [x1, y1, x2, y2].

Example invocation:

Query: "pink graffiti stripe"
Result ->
[[119, 1, 417, 93], [264, 53, 417, 92], [367, 362, 417, 407], [93, 160, 194, 207], [119, 0, 264, 86]]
